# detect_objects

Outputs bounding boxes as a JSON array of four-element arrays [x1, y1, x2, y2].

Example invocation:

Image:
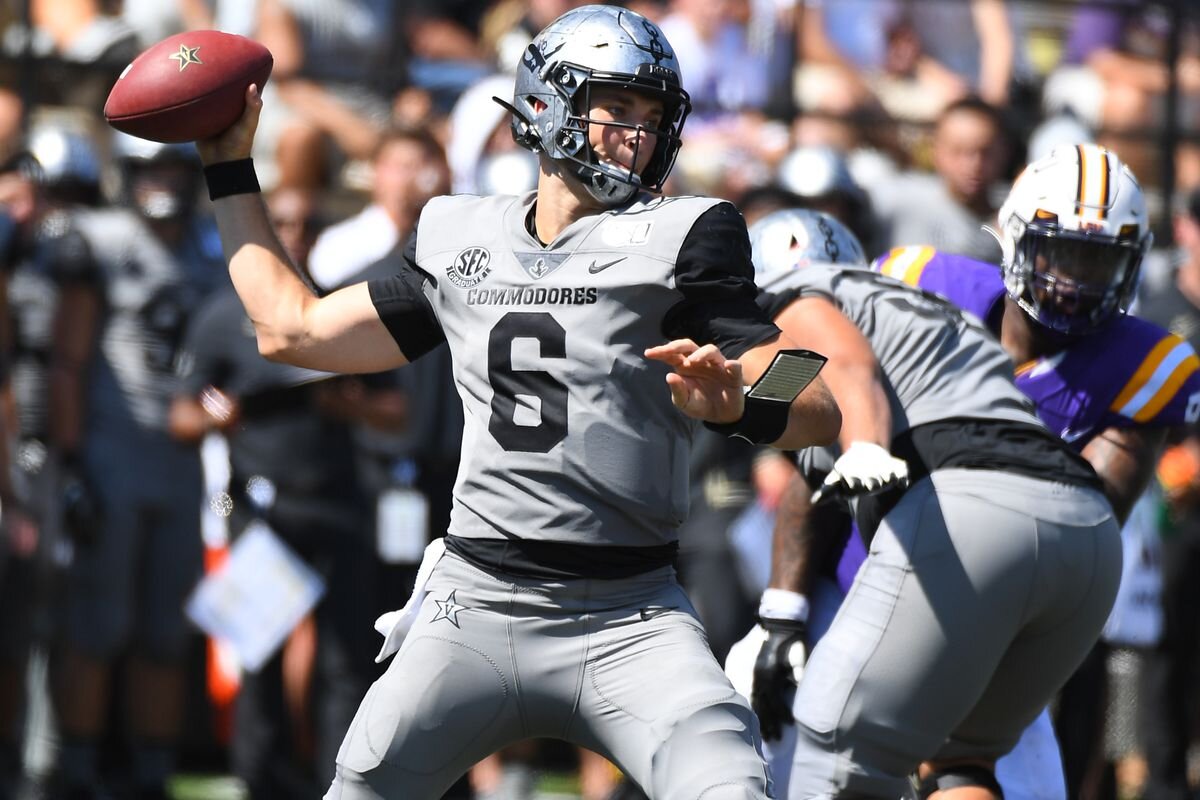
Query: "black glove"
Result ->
[[751, 617, 808, 741]]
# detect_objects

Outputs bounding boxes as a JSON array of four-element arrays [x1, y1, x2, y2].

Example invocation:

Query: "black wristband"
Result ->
[[204, 158, 260, 201], [704, 349, 828, 445], [704, 396, 791, 445]]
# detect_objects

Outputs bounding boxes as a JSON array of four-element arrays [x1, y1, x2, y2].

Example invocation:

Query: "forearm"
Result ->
[[211, 192, 321, 360], [973, 0, 1013, 104], [1083, 426, 1167, 525], [768, 472, 815, 594]]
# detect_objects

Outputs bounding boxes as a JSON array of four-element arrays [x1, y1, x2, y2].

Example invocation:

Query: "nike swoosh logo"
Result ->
[[589, 257, 626, 274], [639, 606, 678, 621]]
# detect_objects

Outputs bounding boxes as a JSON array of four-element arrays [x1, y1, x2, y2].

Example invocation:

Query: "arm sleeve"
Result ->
[[366, 232, 447, 362], [663, 202, 781, 358]]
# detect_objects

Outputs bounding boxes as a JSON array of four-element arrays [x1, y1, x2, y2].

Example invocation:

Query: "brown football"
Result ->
[[104, 30, 272, 144]]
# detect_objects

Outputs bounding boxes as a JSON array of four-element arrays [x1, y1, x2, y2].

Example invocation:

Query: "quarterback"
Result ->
[[196, 5, 839, 799]]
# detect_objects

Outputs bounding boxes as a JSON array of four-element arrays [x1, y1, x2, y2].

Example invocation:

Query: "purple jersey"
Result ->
[[874, 246, 1200, 450]]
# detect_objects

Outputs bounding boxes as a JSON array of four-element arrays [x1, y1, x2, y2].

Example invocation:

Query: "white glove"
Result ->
[[812, 441, 909, 504]]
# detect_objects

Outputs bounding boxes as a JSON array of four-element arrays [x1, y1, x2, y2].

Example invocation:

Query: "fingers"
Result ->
[[644, 338, 699, 365], [664, 373, 691, 409], [197, 84, 262, 163]]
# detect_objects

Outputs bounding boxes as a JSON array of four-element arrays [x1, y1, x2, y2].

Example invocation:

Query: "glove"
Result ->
[[751, 617, 808, 741], [812, 441, 909, 504]]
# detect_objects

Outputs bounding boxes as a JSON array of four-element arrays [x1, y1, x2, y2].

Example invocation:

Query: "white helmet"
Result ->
[[996, 143, 1151, 336], [499, 4, 691, 206], [748, 208, 867, 279]]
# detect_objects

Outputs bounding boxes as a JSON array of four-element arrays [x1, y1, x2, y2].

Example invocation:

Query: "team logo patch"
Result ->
[[515, 251, 570, 280], [431, 590, 467, 628], [601, 220, 653, 247], [447, 246, 493, 288], [168, 44, 202, 71]]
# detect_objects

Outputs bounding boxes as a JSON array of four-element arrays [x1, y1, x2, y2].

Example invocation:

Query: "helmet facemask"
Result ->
[[1004, 218, 1147, 337], [501, 6, 692, 207]]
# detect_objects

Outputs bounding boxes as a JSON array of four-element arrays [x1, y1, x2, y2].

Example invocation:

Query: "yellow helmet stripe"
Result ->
[[1110, 335, 1200, 420], [1075, 144, 1086, 216], [1097, 148, 1110, 220]]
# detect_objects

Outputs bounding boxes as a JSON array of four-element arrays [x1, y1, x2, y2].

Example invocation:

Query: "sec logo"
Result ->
[[448, 246, 493, 288]]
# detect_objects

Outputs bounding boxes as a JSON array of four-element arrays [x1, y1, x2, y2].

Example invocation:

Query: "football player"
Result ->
[[196, 4, 840, 799]]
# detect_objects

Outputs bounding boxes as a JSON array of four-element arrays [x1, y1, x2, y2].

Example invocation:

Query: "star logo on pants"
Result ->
[[431, 590, 467, 628]]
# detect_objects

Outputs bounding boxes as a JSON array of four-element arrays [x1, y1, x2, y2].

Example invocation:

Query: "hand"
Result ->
[[196, 84, 264, 165], [644, 339, 745, 423], [1, 498, 38, 559], [811, 441, 908, 504], [751, 618, 808, 741]]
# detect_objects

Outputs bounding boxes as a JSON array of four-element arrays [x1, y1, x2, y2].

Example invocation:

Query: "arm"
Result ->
[[773, 297, 890, 448], [1082, 425, 1168, 525], [47, 282, 101, 458], [197, 87, 412, 374], [971, 0, 1014, 106]]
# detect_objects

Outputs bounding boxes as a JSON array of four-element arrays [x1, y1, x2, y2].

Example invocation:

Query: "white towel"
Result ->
[[373, 538, 447, 662]]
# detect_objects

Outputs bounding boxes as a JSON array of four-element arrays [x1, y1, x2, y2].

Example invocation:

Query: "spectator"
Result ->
[[249, 0, 400, 190], [792, 0, 1013, 145], [306, 125, 449, 292], [169, 281, 404, 798], [871, 96, 1009, 262], [1040, 0, 1200, 189], [46, 133, 227, 800], [1130, 185, 1200, 800]]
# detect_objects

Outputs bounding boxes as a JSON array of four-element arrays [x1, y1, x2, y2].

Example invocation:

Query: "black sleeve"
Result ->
[[662, 202, 781, 357], [366, 232, 446, 362], [755, 286, 806, 320]]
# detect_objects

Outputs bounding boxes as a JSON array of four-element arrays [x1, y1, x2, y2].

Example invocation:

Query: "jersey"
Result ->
[[367, 192, 779, 549], [757, 262, 1043, 435], [874, 246, 1200, 447], [67, 207, 227, 437], [7, 212, 92, 441]]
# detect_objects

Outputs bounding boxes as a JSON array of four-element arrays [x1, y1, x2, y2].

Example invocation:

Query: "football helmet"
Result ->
[[996, 143, 1151, 336], [111, 131, 202, 221], [500, 4, 691, 205], [748, 208, 867, 279], [27, 122, 101, 205]]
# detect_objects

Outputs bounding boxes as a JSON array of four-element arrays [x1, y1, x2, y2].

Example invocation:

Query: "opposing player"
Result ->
[[196, 5, 841, 799]]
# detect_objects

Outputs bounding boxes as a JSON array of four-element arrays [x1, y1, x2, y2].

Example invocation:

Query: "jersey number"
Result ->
[[488, 312, 568, 453]]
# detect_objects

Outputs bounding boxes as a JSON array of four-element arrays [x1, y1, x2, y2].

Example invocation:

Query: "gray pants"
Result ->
[[325, 550, 773, 800], [789, 469, 1122, 799]]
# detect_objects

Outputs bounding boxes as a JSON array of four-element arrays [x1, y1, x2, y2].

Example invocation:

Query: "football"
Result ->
[[104, 30, 273, 144]]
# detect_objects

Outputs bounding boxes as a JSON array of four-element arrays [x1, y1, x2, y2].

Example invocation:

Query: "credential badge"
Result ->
[[447, 246, 493, 288]]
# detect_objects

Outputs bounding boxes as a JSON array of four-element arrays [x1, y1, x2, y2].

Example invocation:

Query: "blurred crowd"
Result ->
[[0, 0, 1198, 799]]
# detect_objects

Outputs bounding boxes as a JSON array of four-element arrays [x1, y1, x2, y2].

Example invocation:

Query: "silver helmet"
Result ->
[[749, 208, 868, 279], [110, 131, 202, 221], [500, 4, 691, 205]]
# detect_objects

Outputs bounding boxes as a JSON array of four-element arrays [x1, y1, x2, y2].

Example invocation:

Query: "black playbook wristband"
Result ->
[[704, 349, 828, 445], [204, 158, 260, 201]]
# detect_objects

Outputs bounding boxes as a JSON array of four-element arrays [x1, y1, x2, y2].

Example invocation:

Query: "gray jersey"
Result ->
[[760, 262, 1040, 434], [70, 207, 226, 436], [371, 192, 779, 548]]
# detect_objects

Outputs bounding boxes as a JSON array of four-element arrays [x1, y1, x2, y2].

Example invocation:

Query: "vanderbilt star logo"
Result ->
[[588, 257, 626, 274], [168, 44, 203, 72], [431, 590, 467, 628]]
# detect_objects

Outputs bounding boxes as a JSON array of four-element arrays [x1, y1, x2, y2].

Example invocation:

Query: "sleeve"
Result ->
[[1107, 329, 1200, 427], [663, 202, 781, 357], [366, 232, 447, 362]]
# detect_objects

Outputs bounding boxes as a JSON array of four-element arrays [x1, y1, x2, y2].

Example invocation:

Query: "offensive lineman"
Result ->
[[195, 5, 841, 799], [743, 199, 1127, 798]]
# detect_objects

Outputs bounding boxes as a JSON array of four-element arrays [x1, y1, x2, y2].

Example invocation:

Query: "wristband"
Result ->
[[759, 588, 810, 623], [704, 349, 828, 445], [204, 158, 260, 201]]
